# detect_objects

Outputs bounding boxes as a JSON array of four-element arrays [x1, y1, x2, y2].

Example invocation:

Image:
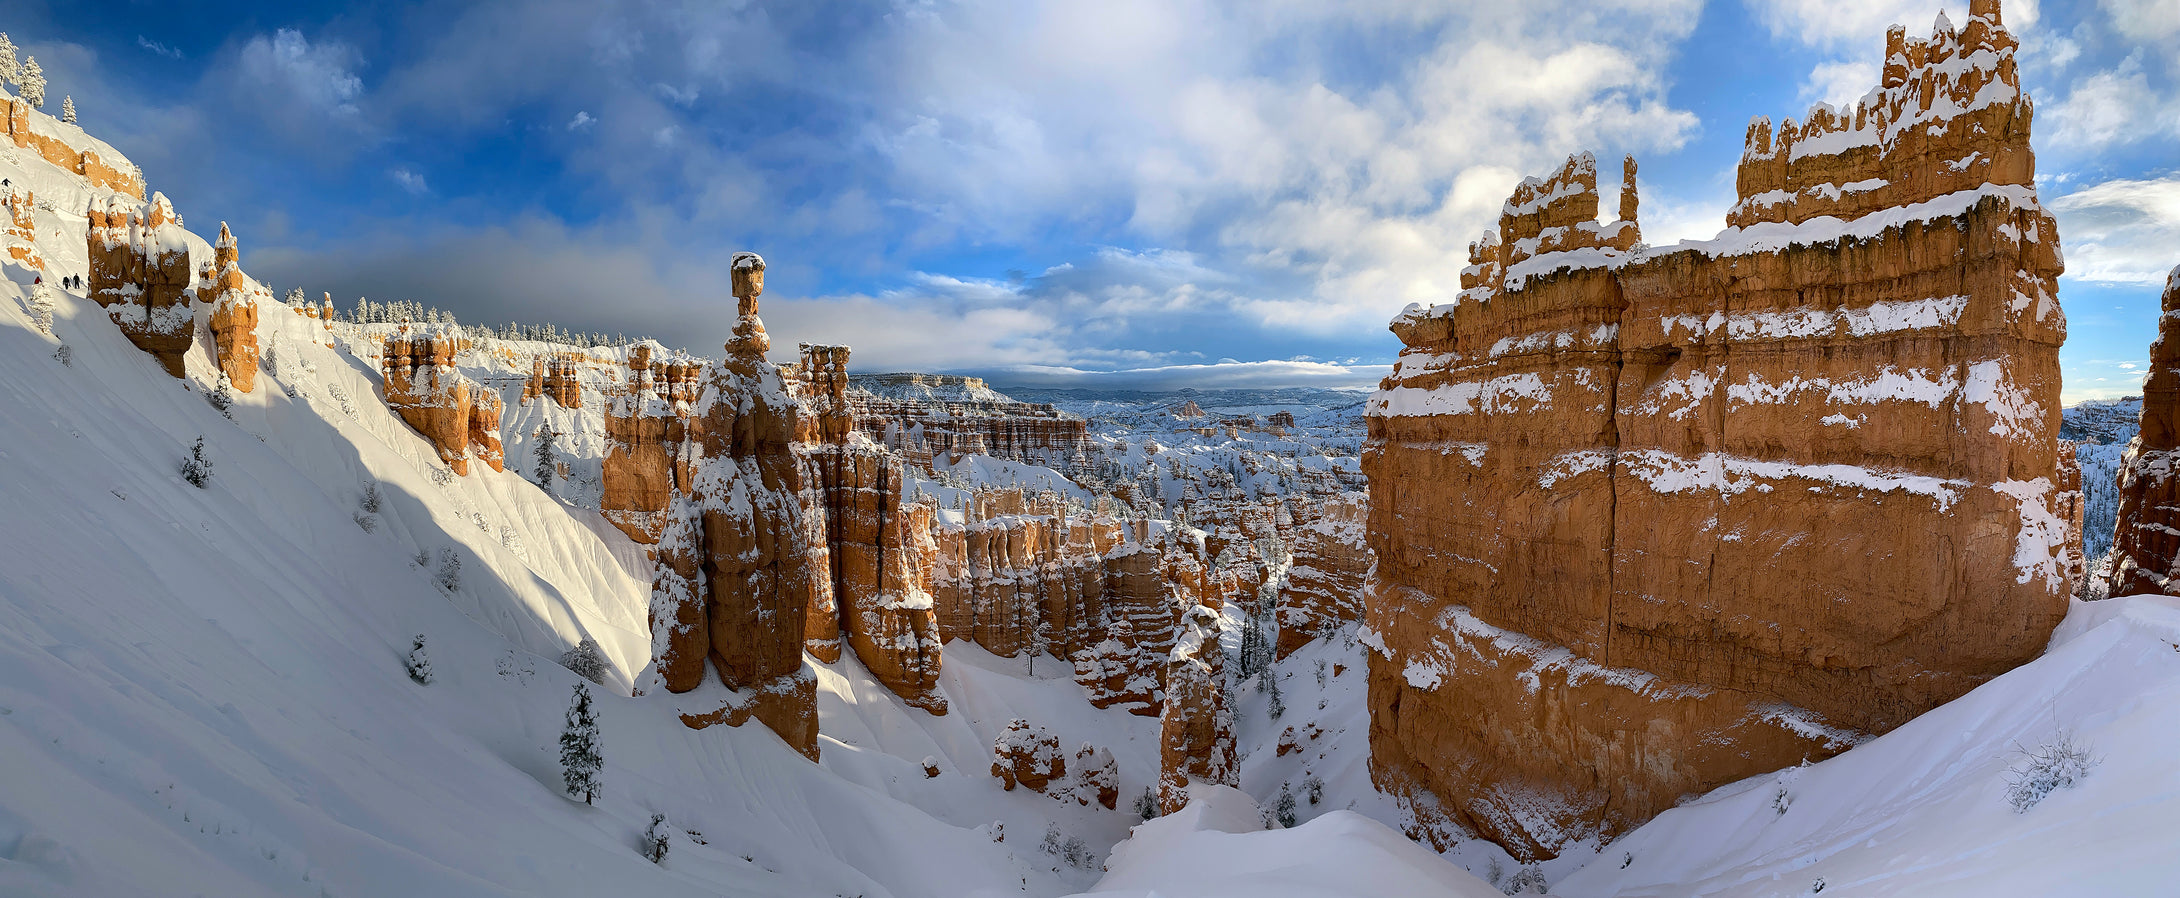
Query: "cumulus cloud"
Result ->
[[389, 168, 429, 195], [239, 29, 364, 116], [2050, 176, 2180, 285], [1748, 0, 2040, 49]]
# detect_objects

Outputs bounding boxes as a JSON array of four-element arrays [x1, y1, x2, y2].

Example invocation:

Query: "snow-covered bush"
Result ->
[[1132, 786, 1158, 821], [180, 436, 212, 487], [2006, 731, 2098, 813], [642, 814, 670, 864], [360, 481, 383, 514], [434, 548, 462, 592], [1039, 822, 1091, 870], [560, 683, 601, 804], [353, 511, 377, 533], [52, 344, 71, 366], [560, 637, 608, 685], [1303, 773, 1323, 806], [1503, 865, 1548, 895], [326, 383, 354, 415], [405, 634, 432, 684]]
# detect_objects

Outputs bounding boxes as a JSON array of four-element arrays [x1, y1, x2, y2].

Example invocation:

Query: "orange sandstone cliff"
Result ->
[[2101, 267, 2180, 597], [1363, 0, 2076, 858]]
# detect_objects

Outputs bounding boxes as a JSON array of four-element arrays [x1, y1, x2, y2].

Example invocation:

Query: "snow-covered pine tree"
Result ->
[[0, 34, 16, 88], [642, 813, 670, 863], [405, 634, 433, 684], [560, 683, 602, 804], [1132, 786, 1158, 821], [434, 547, 462, 591], [60, 94, 75, 124], [559, 636, 608, 685], [1266, 668, 1285, 720], [1275, 784, 1298, 828], [19, 56, 43, 107], [207, 375, 236, 419], [532, 427, 559, 494], [180, 436, 212, 487], [285, 287, 306, 306]]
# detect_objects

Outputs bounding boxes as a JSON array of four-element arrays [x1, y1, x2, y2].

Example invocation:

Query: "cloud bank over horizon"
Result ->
[[11, 0, 2178, 397]]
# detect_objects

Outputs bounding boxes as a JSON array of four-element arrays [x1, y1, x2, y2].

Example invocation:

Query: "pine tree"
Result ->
[[642, 813, 671, 863], [559, 636, 608, 685], [533, 427, 559, 494], [19, 56, 43, 107], [560, 683, 602, 804], [60, 95, 75, 124], [1275, 784, 1298, 828], [1266, 669, 1286, 721], [434, 547, 462, 591], [180, 436, 212, 487], [0, 34, 16, 88], [285, 287, 306, 306], [207, 375, 236, 419], [405, 634, 433, 684]]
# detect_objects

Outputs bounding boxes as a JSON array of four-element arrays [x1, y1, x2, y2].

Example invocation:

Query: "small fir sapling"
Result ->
[[434, 547, 462, 591], [642, 814, 671, 863], [60, 94, 74, 124], [560, 682, 602, 804], [180, 436, 213, 487], [1266, 670, 1286, 721], [1132, 786, 1159, 821], [1275, 784, 1298, 828], [405, 634, 433, 684], [560, 636, 609, 685], [206, 375, 236, 418]]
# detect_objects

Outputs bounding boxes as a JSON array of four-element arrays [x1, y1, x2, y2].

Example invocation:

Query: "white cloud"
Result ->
[[567, 111, 595, 131], [2101, 0, 2180, 45], [1748, 0, 2039, 49], [135, 36, 182, 59], [2045, 57, 2176, 148], [976, 359, 1389, 392], [2049, 176, 2180, 285], [238, 29, 363, 116], [389, 168, 429, 195]]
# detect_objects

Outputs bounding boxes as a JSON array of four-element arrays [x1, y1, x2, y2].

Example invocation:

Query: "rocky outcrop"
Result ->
[[2100, 267, 2180, 597], [814, 447, 948, 713], [931, 492, 1117, 661], [382, 330, 505, 476], [2, 182, 40, 270], [850, 390, 1095, 474], [991, 719, 1065, 792], [601, 342, 702, 545], [87, 193, 194, 377], [1158, 601, 1235, 813], [1275, 492, 1369, 659], [1364, 0, 2074, 859], [5, 95, 145, 199], [524, 355, 584, 407], [205, 223, 262, 393]]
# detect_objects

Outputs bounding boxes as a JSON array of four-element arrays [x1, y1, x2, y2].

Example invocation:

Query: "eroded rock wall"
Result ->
[[1364, 0, 2074, 858], [382, 330, 505, 476], [205, 223, 261, 393], [87, 193, 193, 377], [1275, 492, 1369, 659], [2101, 267, 2180, 597]]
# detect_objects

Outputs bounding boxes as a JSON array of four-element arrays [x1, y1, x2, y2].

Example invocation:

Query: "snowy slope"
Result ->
[[1552, 595, 2180, 897], [0, 85, 1487, 896]]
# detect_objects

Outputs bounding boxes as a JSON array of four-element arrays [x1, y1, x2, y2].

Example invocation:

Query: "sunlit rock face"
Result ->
[[1363, 0, 2077, 859], [382, 330, 504, 477], [88, 193, 193, 377], [2102, 268, 2180, 599]]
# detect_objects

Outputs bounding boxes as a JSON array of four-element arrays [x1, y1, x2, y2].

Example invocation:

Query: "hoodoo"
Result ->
[[1363, 0, 2078, 858]]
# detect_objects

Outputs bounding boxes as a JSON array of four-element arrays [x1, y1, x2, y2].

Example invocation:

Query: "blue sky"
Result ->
[[12, 0, 2179, 397]]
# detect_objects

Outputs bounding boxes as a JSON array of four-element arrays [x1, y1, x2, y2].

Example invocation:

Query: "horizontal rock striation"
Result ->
[[1364, 0, 2075, 859], [1275, 492, 1369, 659]]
